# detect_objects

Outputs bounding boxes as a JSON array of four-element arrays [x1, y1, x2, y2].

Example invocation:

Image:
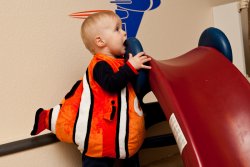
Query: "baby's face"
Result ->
[[98, 16, 127, 57]]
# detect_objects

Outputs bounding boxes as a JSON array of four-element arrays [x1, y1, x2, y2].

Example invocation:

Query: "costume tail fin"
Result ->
[[30, 108, 50, 135], [30, 79, 83, 140]]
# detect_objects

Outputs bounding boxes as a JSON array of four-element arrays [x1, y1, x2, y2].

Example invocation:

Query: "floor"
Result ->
[[139, 122, 183, 167]]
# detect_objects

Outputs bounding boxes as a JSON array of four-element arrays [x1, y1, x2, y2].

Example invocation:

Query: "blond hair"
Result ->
[[81, 11, 120, 54]]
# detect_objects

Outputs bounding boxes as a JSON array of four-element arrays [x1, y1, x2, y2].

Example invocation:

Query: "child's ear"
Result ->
[[95, 36, 105, 47]]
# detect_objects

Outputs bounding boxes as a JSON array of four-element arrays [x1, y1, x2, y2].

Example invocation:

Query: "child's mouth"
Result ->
[[123, 41, 127, 48]]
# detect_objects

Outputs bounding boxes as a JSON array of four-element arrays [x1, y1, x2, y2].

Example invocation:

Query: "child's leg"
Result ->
[[82, 155, 115, 167]]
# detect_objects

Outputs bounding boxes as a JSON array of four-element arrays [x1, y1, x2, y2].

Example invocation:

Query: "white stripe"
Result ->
[[51, 105, 60, 134], [119, 88, 127, 159], [75, 73, 91, 152], [134, 97, 143, 116]]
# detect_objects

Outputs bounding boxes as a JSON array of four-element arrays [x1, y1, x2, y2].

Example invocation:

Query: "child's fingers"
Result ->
[[135, 52, 145, 57], [129, 53, 133, 58], [141, 65, 152, 69], [141, 57, 151, 63]]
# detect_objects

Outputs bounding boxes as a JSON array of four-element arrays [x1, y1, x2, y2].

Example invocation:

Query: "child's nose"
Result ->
[[123, 30, 127, 37]]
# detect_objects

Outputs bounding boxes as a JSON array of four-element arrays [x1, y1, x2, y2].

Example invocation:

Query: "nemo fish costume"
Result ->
[[31, 53, 145, 159]]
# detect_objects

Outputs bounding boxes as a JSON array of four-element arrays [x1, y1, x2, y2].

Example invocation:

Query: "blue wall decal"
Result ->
[[70, 1, 161, 38], [111, 0, 161, 37]]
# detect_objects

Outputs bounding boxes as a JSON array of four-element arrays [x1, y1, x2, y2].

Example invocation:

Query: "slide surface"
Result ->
[[149, 46, 250, 167]]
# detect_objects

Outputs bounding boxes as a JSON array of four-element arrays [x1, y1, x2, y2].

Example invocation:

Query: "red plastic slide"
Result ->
[[149, 46, 250, 166]]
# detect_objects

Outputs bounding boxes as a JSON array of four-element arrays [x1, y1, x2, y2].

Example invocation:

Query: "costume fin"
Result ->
[[30, 108, 50, 135], [30, 79, 83, 137]]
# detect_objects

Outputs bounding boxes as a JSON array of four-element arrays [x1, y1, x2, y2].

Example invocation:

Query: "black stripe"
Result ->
[[125, 88, 129, 158], [48, 108, 53, 131], [65, 80, 82, 100], [30, 108, 44, 135], [82, 69, 94, 155], [72, 108, 80, 144], [115, 92, 122, 159]]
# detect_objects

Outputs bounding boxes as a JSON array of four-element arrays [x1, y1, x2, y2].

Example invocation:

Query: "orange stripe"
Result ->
[[127, 84, 145, 157], [85, 57, 118, 157], [85, 71, 103, 157], [56, 81, 83, 143], [82, 54, 145, 158], [102, 98, 117, 157]]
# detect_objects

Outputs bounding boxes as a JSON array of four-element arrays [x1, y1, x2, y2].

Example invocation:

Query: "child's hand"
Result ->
[[128, 52, 152, 70]]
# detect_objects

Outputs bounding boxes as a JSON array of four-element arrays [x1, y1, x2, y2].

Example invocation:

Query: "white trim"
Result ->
[[51, 105, 60, 134], [75, 73, 91, 152], [134, 97, 143, 116], [118, 88, 127, 159]]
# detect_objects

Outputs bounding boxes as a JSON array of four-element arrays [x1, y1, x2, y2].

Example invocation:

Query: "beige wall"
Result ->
[[210, 0, 237, 6], [0, 0, 239, 166]]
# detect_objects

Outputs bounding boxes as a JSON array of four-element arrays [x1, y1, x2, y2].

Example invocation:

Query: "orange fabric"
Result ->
[[31, 53, 145, 158], [85, 53, 145, 158], [86, 54, 121, 157], [127, 84, 145, 156], [56, 80, 83, 143]]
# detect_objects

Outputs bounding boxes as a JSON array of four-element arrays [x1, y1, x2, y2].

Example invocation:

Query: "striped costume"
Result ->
[[31, 53, 145, 159]]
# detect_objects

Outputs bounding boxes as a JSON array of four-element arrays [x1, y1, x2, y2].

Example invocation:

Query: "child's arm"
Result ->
[[93, 52, 151, 92], [93, 61, 136, 92]]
